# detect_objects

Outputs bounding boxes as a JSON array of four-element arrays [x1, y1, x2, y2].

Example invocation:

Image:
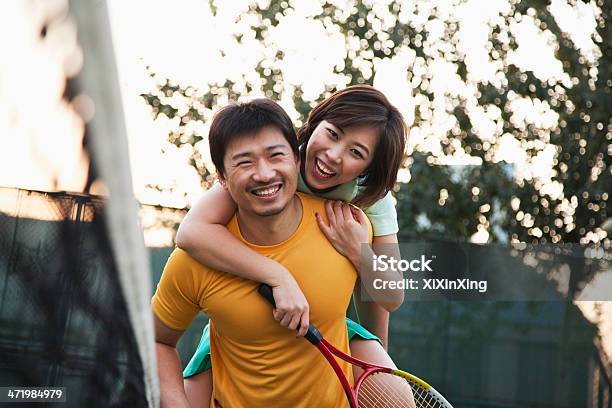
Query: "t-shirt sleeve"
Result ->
[[363, 191, 399, 236], [151, 249, 203, 331]]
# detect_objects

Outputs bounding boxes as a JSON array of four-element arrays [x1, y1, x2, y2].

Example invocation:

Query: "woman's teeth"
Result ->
[[316, 159, 336, 177], [252, 185, 281, 196]]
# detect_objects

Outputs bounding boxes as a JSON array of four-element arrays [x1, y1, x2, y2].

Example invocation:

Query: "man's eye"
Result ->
[[271, 152, 285, 158], [237, 161, 251, 166]]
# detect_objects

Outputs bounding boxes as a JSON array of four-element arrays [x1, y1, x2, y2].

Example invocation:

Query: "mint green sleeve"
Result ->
[[364, 191, 399, 236]]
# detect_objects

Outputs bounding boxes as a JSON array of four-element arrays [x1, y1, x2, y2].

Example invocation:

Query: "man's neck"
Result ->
[[236, 195, 303, 246]]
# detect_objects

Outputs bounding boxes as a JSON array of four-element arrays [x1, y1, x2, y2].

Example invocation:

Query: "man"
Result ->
[[152, 99, 370, 407]]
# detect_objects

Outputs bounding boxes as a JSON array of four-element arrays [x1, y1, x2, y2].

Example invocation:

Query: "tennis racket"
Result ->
[[258, 284, 453, 408]]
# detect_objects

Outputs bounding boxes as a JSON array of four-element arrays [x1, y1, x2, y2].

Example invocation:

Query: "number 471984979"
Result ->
[[1, 387, 65, 402]]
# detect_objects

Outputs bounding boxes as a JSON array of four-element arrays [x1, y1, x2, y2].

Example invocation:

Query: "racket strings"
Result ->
[[358, 372, 415, 408], [358, 372, 444, 408], [410, 384, 441, 408]]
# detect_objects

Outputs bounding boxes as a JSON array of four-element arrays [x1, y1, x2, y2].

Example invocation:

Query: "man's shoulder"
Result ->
[[168, 247, 195, 264], [296, 191, 326, 209], [296, 192, 372, 241], [161, 248, 227, 293], [296, 192, 329, 219], [166, 248, 216, 274]]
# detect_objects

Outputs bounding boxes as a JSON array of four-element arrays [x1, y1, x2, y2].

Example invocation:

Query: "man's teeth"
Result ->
[[252, 185, 281, 196], [316, 159, 336, 176]]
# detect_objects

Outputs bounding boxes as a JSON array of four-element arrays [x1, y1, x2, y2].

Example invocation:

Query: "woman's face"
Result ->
[[304, 120, 379, 190]]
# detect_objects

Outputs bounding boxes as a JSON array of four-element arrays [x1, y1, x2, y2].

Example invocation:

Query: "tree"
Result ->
[[141, 0, 610, 249]]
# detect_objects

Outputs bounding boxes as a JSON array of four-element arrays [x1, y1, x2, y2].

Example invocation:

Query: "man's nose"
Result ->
[[252, 160, 275, 182]]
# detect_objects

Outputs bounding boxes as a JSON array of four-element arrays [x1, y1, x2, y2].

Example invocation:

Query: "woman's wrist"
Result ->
[[347, 243, 367, 268], [260, 259, 293, 286]]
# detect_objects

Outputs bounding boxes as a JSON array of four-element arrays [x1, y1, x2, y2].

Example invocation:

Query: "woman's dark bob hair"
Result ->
[[297, 85, 407, 208]]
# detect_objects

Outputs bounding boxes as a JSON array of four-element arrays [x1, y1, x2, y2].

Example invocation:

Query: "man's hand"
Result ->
[[268, 267, 310, 337]]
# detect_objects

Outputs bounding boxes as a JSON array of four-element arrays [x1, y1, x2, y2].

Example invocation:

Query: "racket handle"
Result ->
[[257, 284, 323, 345], [257, 283, 277, 307]]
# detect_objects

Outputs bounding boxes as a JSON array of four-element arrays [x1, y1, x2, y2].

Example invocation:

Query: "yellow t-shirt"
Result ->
[[152, 193, 371, 408]]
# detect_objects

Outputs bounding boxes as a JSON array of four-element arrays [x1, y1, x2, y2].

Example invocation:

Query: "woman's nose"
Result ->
[[326, 146, 342, 164]]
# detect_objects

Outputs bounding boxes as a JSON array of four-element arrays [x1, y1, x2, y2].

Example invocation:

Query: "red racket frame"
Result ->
[[258, 284, 393, 408], [313, 334, 395, 408]]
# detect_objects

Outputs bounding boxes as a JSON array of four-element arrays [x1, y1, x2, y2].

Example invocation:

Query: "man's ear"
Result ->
[[217, 171, 227, 189]]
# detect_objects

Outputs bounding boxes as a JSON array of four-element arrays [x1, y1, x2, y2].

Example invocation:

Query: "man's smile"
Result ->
[[249, 183, 283, 200]]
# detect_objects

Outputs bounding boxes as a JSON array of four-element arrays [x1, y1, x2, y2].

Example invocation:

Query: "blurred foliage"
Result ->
[[141, 0, 610, 248]]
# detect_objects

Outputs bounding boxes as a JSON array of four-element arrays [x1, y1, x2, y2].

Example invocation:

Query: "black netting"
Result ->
[[0, 188, 147, 407]]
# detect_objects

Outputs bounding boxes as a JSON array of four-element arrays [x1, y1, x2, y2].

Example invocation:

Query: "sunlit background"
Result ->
[[0, 0, 610, 402], [1, 0, 607, 240], [106, 0, 603, 218]]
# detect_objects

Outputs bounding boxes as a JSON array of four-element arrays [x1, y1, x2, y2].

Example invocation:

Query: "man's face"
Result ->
[[219, 126, 299, 217]]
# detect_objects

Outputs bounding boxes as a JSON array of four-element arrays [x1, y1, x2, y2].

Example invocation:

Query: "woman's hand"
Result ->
[[316, 200, 369, 267], [268, 263, 310, 337]]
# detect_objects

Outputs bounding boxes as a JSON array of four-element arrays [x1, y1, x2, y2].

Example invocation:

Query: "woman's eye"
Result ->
[[351, 149, 364, 159], [327, 128, 338, 139], [237, 161, 251, 167], [271, 152, 285, 158]]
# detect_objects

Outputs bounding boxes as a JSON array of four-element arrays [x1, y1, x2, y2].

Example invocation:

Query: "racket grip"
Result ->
[[257, 284, 323, 345], [258, 284, 277, 307]]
